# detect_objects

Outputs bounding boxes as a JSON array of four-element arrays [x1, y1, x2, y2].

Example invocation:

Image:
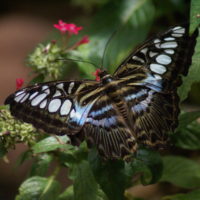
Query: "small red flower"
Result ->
[[66, 23, 82, 35], [16, 78, 24, 90], [54, 20, 68, 34], [92, 69, 101, 81], [54, 20, 82, 35], [77, 35, 90, 46]]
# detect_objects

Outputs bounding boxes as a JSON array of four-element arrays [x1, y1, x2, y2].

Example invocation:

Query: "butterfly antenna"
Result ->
[[101, 29, 119, 70], [56, 58, 98, 68]]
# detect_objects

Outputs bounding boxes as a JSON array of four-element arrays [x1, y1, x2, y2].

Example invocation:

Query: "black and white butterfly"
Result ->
[[5, 25, 198, 160]]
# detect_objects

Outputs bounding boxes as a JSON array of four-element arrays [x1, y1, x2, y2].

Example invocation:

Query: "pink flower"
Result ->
[[54, 20, 68, 34], [92, 69, 101, 81], [54, 20, 82, 35], [16, 78, 24, 90], [66, 23, 82, 35], [77, 35, 90, 46]]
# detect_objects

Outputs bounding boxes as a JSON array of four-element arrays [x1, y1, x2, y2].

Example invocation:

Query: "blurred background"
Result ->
[[0, 0, 194, 199]]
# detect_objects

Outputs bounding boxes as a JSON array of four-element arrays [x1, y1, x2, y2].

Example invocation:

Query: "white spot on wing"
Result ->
[[132, 56, 145, 63], [31, 93, 47, 106], [173, 27, 185, 34], [165, 49, 175, 54], [154, 39, 161, 48], [60, 99, 72, 116], [70, 109, 76, 118], [140, 48, 148, 54], [154, 39, 161, 44], [53, 90, 62, 97], [149, 51, 158, 57], [150, 63, 166, 74], [171, 33, 183, 37], [14, 93, 26, 102], [68, 82, 74, 94], [160, 41, 177, 48], [42, 85, 48, 91], [48, 99, 61, 113], [29, 92, 39, 100], [154, 74, 162, 80], [44, 89, 50, 95], [164, 37, 175, 41], [20, 93, 29, 103], [156, 54, 172, 65], [15, 90, 24, 96], [173, 26, 182, 30], [57, 83, 64, 90], [40, 99, 47, 109]]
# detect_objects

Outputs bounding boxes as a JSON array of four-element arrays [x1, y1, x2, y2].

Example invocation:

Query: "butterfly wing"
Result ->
[[114, 25, 198, 148], [81, 95, 137, 160], [5, 80, 102, 136]]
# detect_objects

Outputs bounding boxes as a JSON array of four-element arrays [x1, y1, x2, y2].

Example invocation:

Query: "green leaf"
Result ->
[[73, 160, 99, 200], [30, 154, 53, 176], [163, 189, 200, 200], [32, 136, 70, 154], [177, 111, 200, 129], [15, 176, 61, 200], [58, 185, 108, 200], [173, 111, 200, 150], [178, 27, 200, 101], [29, 74, 45, 85], [190, 0, 200, 34], [128, 148, 163, 185], [161, 156, 200, 188], [173, 122, 200, 150], [88, 149, 127, 200], [77, 0, 155, 77], [16, 150, 32, 167], [58, 185, 74, 200]]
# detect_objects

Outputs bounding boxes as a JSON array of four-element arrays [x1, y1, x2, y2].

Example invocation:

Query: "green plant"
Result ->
[[1, 0, 200, 199]]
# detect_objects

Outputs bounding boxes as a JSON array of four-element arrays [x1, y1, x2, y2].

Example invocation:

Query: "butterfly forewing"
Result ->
[[115, 25, 198, 90], [5, 80, 101, 135]]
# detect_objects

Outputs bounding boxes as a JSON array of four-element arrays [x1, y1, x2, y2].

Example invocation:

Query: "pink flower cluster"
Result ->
[[54, 20, 82, 35], [16, 20, 91, 90], [16, 78, 24, 90], [54, 20, 89, 46]]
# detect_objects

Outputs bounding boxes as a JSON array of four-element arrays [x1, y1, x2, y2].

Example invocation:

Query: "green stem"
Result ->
[[39, 165, 60, 199], [62, 33, 71, 50]]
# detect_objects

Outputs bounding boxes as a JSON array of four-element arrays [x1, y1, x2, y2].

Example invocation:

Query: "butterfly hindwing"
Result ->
[[83, 95, 137, 159], [5, 80, 100, 135]]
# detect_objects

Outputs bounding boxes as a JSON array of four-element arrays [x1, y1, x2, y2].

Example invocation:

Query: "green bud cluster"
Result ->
[[28, 42, 64, 80], [0, 108, 38, 149]]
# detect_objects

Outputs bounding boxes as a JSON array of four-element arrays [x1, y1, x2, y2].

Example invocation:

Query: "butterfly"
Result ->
[[5, 25, 198, 160]]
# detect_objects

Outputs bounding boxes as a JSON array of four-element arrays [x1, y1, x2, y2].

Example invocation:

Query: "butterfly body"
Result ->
[[5, 25, 198, 159]]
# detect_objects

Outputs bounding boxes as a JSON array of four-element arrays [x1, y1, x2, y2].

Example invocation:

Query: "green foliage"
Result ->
[[32, 136, 70, 154], [76, 0, 155, 77], [162, 189, 200, 200], [161, 156, 200, 189], [173, 111, 200, 150], [15, 176, 61, 200], [178, 29, 200, 101], [1, 0, 200, 200], [0, 108, 37, 149], [29, 42, 64, 80]]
